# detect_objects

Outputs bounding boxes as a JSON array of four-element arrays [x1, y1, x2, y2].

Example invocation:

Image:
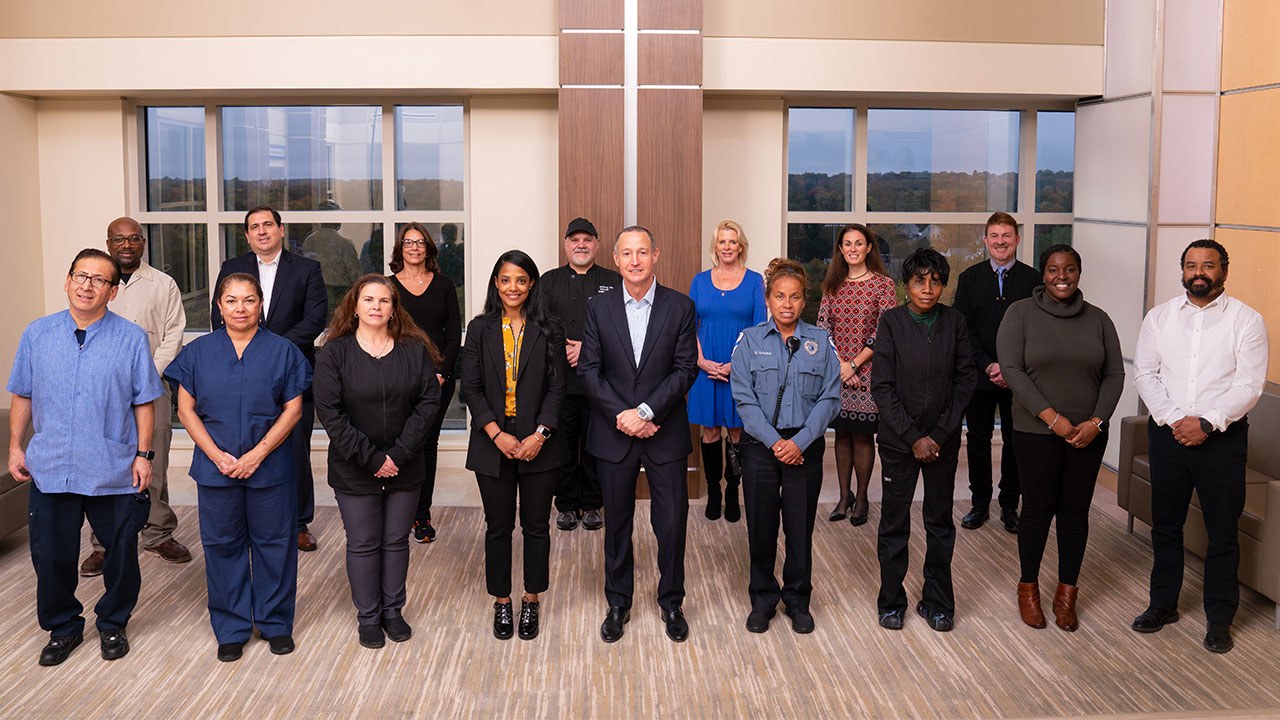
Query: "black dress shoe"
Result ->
[[600, 606, 630, 643], [38, 633, 83, 666], [786, 608, 815, 634], [1001, 507, 1019, 533], [917, 602, 953, 632], [660, 606, 689, 642], [849, 498, 869, 527], [1131, 607, 1179, 633], [556, 510, 580, 531], [961, 506, 989, 530], [266, 635, 294, 655], [518, 599, 540, 641], [1204, 623, 1234, 653], [383, 614, 412, 642], [828, 492, 852, 522], [359, 623, 385, 649], [745, 609, 775, 633], [216, 641, 244, 662], [878, 610, 904, 630], [100, 628, 129, 661], [493, 601, 515, 640], [581, 509, 604, 531]]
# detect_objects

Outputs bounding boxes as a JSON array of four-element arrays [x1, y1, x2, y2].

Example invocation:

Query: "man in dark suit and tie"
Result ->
[[579, 225, 698, 644], [211, 206, 327, 552]]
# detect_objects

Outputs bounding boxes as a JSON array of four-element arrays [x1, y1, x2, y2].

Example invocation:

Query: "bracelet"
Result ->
[[489, 431, 501, 441], [1091, 418, 1104, 430], [1046, 413, 1060, 430]]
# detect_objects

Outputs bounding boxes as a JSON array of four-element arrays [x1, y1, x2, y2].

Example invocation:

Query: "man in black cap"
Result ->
[[542, 218, 622, 531]]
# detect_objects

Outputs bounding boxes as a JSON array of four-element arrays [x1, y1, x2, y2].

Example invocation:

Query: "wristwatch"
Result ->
[[536, 425, 552, 440], [136, 450, 155, 460], [636, 405, 654, 422], [1199, 418, 1214, 434]]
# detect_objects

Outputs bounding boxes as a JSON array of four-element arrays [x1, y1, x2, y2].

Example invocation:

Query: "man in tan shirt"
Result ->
[[80, 217, 192, 575]]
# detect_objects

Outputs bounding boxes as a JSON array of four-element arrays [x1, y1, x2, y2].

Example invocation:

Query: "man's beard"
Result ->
[[1183, 273, 1224, 298]]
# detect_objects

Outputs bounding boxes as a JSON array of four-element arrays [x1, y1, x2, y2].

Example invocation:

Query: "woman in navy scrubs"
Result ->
[[165, 273, 312, 662]]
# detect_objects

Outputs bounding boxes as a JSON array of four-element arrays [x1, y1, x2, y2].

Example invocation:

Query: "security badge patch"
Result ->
[[804, 339, 819, 356]]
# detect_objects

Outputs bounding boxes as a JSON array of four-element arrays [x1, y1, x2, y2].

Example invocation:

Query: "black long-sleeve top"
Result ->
[[391, 274, 462, 381], [313, 334, 441, 494]]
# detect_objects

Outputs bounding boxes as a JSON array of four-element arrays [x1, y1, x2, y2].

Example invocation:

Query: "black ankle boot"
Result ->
[[701, 440, 723, 520]]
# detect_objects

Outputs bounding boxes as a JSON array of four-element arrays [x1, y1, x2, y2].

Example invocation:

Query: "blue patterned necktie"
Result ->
[[997, 267, 1006, 298]]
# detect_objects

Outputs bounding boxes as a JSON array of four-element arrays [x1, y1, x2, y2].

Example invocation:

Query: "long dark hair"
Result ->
[[822, 224, 889, 298], [389, 222, 441, 274], [327, 274, 442, 365], [480, 250, 562, 364]]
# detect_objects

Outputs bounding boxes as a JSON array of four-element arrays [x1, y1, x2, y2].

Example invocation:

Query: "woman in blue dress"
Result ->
[[165, 273, 312, 663], [688, 220, 766, 522]]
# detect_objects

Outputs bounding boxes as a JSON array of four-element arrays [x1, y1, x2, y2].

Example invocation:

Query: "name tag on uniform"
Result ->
[[599, 285, 614, 294], [754, 350, 773, 356]]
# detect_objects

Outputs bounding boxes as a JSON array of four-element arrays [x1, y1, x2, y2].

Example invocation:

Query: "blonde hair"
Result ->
[[710, 220, 748, 267]]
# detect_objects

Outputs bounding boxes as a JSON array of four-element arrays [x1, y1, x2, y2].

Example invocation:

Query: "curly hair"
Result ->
[[764, 257, 807, 295], [325, 274, 442, 366]]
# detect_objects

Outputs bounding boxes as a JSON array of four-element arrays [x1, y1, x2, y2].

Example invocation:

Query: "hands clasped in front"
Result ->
[[212, 448, 268, 480], [492, 430, 546, 461], [615, 408, 659, 439], [1047, 415, 1103, 449]]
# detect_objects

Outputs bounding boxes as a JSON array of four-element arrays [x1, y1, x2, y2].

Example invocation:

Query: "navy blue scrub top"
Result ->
[[165, 328, 312, 488]]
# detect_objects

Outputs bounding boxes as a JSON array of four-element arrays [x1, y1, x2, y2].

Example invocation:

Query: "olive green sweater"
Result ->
[[995, 287, 1125, 434]]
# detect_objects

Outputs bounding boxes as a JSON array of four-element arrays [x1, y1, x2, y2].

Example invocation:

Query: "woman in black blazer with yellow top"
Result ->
[[461, 250, 567, 642]]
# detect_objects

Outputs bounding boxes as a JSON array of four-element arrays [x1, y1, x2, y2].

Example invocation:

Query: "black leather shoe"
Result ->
[[878, 610, 904, 630], [786, 608, 815, 634], [581, 509, 604, 531], [216, 641, 244, 662], [359, 623, 385, 649], [383, 614, 412, 642], [556, 510, 580, 531], [266, 635, 294, 655], [518, 599, 540, 641], [1131, 607, 1179, 633], [961, 506, 989, 530], [493, 601, 515, 640], [38, 633, 83, 666], [661, 606, 689, 642], [600, 606, 630, 643], [1204, 623, 1234, 653], [100, 628, 129, 660], [745, 609, 775, 633], [917, 602, 953, 632], [828, 492, 851, 522], [1001, 507, 1019, 533]]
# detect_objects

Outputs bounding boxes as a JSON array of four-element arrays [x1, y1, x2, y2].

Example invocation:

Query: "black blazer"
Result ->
[[459, 315, 569, 477], [578, 282, 698, 464], [952, 260, 1038, 391], [211, 249, 328, 365]]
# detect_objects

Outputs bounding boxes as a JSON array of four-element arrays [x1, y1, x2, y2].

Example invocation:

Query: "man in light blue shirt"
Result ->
[[7, 248, 164, 666]]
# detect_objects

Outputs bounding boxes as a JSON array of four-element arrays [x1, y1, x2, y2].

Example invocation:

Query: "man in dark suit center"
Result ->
[[211, 206, 327, 552], [579, 225, 699, 644]]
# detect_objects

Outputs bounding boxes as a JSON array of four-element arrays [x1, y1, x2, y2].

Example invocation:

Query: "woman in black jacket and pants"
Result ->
[[461, 250, 568, 641], [314, 275, 442, 649]]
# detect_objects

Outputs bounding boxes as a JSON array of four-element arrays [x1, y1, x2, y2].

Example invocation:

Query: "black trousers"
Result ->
[[965, 386, 1020, 511], [476, 437, 557, 598], [29, 485, 150, 637], [293, 393, 316, 531], [335, 487, 420, 625], [1147, 418, 1248, 625], [414, 378, 456, 525], [599, 442, 689, 611], [1013, 429, 1107, 586], [877, 440, 959, 615], [741, 434, 824, 613], [554, 393, 603, 513]]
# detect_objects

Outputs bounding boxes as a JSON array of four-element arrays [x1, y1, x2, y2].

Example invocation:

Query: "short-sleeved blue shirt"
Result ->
[[6, 310, 164, 495], [164, 328, 312, 488]]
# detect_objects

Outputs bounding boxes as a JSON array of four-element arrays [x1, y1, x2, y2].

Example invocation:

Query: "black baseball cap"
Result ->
[[564, 218, 598, 238]]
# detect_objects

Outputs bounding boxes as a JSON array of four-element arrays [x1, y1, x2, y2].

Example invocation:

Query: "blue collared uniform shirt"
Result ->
[[7, 310, 165, 496], [729, 319, 841, 450]]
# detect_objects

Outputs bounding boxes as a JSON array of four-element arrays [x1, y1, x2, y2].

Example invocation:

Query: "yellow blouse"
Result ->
[[501, 318, 524, 417]]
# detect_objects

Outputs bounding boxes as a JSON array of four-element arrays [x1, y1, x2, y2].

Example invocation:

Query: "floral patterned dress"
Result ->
[[816, 273, 897, 432]]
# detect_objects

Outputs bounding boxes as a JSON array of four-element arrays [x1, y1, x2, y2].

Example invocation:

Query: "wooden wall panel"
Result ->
[[638, 34, 702, 86], [560, 0, 624, 29], [560, 32, 624, 85], [558, 88, 625, 270], [639, 0, 702, 30], [1215, 228, 1280, 383], [1221, 0, 1280, 92], [1216, 89, 1280, 228], [637, 88, 702, 300]]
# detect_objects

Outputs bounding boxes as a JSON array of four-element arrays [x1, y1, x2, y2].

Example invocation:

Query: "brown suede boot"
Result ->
[[1052, 583, 1079, 631], [1018, 581, 1046, 628]]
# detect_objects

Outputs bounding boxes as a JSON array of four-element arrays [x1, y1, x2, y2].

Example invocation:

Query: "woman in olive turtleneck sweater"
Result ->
[[996, 244, 1124, 632]]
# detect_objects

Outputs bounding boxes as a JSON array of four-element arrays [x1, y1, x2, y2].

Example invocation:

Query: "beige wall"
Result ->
[[0, 0, 557, 37], [701, 97, 785, 273], [0, 94, 45, 410]]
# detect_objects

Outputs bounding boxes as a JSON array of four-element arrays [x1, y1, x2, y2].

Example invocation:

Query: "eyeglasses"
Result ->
[[401, 239, 427, 247], [70, 272, 113, 289], [108, 235, 145, 246]]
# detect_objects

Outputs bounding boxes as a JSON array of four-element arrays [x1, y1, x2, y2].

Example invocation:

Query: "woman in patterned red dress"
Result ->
[[816, 224, 896, 526]]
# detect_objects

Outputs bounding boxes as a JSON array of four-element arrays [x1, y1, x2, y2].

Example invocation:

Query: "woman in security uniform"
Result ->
[[729, 258, 841, 634]]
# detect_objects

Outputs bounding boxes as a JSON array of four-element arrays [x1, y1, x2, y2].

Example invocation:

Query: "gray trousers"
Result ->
[[92, 383, 177, 552], [334, 487, 420, 625]]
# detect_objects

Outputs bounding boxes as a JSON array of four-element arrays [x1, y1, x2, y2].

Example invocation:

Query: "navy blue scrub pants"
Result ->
[[28, 485, 149, 638], [197, 481, 298, 644]]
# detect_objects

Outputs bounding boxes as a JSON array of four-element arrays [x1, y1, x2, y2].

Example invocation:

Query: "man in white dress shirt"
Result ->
[[1131, 239, 1269, 654]]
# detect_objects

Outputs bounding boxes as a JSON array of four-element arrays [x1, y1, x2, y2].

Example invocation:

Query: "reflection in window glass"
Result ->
[[145, 108, 206, 211], [1033, 224, 1073, 269], [868, 224, 987, 306], [396, 107, 465, 211], [1036, 112, 1075, 213], [146, 224, 209, 331], [867, 110, 1018, 212], [222, 106, 383, 211], [787, 108, 854, 211], [786, 223, 843, 324]]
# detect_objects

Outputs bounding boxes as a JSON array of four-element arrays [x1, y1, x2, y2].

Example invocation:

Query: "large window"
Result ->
[[135, 103, 468, 430], [786, 105, 1074, 321]]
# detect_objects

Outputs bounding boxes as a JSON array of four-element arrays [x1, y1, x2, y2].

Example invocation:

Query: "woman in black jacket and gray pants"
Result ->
[[314, 275, 442, 649], [461, 250, 568, 641]]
